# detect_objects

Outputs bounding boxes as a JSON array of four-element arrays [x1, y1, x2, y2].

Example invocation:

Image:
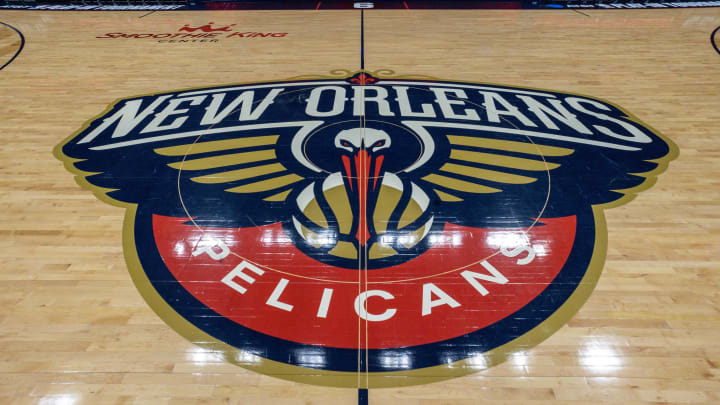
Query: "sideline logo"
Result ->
[[55, 71, 676, 387], [179, 22, 237, 32], [96, 22, 288, 43]]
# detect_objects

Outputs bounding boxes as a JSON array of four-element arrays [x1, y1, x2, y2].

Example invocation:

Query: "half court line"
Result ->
[[359, 9, 369, 405]]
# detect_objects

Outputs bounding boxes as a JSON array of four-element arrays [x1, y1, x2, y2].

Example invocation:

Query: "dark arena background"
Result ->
[[4, 0, 720, 10], [0, 0, 719, 405]]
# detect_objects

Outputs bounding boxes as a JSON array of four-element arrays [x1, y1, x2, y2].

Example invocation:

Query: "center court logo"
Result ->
[[55, 71, 676, 386]]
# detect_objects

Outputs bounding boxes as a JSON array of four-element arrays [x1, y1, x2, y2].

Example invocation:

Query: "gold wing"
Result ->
[[421, 135, 575, 202], [154, 134, 304, 202]]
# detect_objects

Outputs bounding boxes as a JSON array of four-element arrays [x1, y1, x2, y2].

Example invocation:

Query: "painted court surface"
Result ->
[[1, 7, 720, 405]]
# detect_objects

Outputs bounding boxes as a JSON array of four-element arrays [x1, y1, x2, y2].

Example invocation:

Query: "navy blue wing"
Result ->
[[61, 126, 319, 228]]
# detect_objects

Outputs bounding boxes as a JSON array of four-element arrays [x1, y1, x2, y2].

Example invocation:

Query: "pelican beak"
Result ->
[[341, 148, 384, 246]]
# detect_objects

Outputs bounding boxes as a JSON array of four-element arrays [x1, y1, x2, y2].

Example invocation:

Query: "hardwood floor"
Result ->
[[0, 7, 719, 404]]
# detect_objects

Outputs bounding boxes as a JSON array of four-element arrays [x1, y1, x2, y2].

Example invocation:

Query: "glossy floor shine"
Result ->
[[1, 7, 720, 405]]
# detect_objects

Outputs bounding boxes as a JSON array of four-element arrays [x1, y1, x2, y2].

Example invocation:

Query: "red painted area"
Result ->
[[154, 215, 575, 349]]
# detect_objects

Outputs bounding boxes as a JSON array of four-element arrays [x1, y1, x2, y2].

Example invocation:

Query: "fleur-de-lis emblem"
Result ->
[[348, 72, 378, 85]]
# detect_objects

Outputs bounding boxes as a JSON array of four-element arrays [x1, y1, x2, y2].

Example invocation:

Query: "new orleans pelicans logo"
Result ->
[[55, 71, 676, 386]]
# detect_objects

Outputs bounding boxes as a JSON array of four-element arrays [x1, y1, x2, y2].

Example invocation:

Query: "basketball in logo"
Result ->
[[290, 126, 435, 268]]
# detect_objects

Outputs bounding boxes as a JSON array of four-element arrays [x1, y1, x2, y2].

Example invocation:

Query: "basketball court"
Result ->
[[1, 3, 720, 404]]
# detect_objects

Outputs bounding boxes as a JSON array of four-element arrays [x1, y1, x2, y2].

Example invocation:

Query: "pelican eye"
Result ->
[[342, 141, 351, 147]]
